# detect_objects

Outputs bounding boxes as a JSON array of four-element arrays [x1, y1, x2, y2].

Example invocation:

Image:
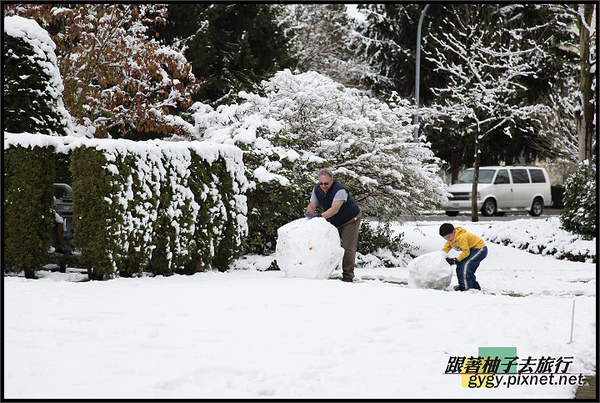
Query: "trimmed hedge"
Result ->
[[3, 145, 56, 278], [70, 146, 115, 279], [4, 133, 248, 280]]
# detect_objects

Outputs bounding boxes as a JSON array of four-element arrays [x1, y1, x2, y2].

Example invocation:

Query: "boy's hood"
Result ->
[[454, 227, 466, 237]]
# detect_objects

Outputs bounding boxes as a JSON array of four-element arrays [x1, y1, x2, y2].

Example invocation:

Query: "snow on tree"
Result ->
[[3, 15, 73, 136], [560, 157, 597, 240], [544, 4, 597, 164], [4, 4, 202, 140], [356, 4, 584, 182], [419, 4, 552, 221], [354, 4, 448, 100], [279, 4, 369, 88], [538, 74, 580, 181], [186, 69, 448, 221]]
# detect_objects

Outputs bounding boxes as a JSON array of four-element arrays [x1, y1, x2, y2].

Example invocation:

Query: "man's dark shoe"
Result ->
[[454, 285, 466, 291]]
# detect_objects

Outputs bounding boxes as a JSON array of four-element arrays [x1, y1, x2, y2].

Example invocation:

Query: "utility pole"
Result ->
[[413, 4, 430, 141]]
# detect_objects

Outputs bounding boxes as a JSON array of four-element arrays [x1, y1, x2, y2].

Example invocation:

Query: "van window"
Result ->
[[456, 169, 496, 184], [510, 169, 530, 183], [494, 169, 510, 184], [529, 169, 546, 183]]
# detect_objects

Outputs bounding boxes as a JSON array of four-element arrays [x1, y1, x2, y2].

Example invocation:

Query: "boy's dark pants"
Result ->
[[456, 246, 488, 290]]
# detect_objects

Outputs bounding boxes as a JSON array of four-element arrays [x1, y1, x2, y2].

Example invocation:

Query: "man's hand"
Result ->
[[446, 257, 458, 265], [305, 212, 321, 219]]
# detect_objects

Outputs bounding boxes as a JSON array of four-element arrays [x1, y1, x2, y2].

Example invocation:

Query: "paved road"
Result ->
[[407, 208, 562, 222]]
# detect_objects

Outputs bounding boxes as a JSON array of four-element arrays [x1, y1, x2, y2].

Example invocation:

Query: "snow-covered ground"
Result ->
[[3, 218, 596, 399]]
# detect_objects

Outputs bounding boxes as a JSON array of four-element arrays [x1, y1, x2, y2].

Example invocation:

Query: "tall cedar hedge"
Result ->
[[4, 135, 247, 280], [3, 146, 56, 278], [70, 146, 115, 279], [70, 143, 246, 279]]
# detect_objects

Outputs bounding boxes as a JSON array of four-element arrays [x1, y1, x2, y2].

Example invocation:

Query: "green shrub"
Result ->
[[560, 159, 597, 240], [209, 156, 246, 270], [3, 146, 56, 278], [357, 221, 415, 267]]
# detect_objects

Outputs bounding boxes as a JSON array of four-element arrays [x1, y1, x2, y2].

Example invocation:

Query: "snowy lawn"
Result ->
[[3, 218, 596, 399]]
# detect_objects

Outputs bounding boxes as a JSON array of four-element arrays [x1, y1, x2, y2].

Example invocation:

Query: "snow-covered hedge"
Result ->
[[3, 133, 248, 279], [481, 217, 596, 263]]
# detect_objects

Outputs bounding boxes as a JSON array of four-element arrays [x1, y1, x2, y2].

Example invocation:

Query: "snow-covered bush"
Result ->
[[261, 70, 448, 219], [4, 5, 201, 140], [234, 127, 321, 254], [482, 217, 596, 263], [3, 16, 73, 137], [188, 70, 448, 246], [188, 92, 322, 254], [356, 221, 415, 268], [560, 158, 597, 240]]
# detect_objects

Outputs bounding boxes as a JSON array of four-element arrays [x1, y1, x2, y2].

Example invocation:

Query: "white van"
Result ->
[[444, 166, 552, 217]]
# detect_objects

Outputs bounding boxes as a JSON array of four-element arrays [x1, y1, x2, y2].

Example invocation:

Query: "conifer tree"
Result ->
[[3, 16, 72, 136], [281, 4, 369, 88], [165, 4, 293, 104]]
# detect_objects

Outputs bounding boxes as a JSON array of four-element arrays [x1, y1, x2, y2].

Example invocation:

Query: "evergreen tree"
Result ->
[[166, 4, 293, 104], [560, 156, 597, 239], [568, 4, 596, 162], [3, 16, 72, 136], [488, 4, 580, 165], [357, 4, 445, 101], [280, 4, 369, 88]]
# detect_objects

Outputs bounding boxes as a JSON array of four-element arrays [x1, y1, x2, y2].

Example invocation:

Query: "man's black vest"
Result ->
[[313, 180, 360, 227]]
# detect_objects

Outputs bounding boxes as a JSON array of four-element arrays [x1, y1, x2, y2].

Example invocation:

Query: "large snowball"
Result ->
[[275, 217, 344, 279], [407, 251, 453, 290]]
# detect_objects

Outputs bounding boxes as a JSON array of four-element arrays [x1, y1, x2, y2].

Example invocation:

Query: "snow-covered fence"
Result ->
[[4, 133, 248, 279]]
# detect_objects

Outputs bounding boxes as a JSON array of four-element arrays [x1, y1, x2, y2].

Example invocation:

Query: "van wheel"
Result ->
[[529, 198, 543, 216], [445, 211, 459, 217], [481, 199, 496, 216]]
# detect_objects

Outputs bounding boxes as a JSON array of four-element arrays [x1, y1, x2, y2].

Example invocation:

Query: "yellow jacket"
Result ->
[[442, 227, 486, 262]]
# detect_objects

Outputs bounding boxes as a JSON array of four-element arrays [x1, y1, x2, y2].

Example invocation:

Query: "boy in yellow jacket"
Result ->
[[439, 223, 488, 291]]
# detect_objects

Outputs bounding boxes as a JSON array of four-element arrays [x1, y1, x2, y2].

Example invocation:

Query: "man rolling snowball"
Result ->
[[305, 168, 362, 282], [439, 223, 488, 291]]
